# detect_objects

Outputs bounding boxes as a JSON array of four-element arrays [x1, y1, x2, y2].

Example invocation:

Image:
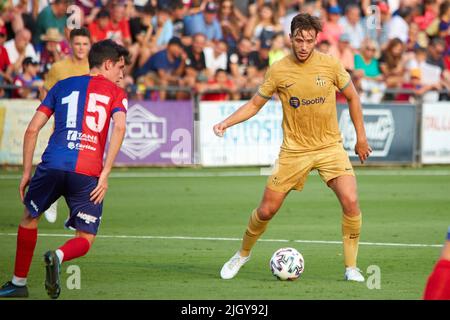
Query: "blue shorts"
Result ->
[[24, 164, 103, 235]]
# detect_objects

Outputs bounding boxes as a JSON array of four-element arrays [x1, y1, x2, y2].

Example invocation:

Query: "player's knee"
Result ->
[[341, 194, 359, 213], [20, 210, 38, 228], [257, 205, 277, 220]]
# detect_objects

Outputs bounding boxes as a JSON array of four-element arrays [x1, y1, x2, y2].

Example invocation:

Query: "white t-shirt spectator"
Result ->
[[387, 15, 409, 43], [204, 46, 228, 75], [4, 39, 38, 64], [338, 17, 365, 49]]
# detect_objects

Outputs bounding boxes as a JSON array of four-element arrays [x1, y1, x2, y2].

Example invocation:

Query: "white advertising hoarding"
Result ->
[[422, 102, 450, 164], [199, 100, 283, 166]]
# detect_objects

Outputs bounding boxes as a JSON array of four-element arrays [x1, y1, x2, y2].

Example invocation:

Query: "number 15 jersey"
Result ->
[[37, 74, 128, 177]]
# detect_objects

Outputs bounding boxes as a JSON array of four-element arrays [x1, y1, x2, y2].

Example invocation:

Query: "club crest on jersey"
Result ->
[[289, 97, 300, 109], [316, 75, 326, 87]]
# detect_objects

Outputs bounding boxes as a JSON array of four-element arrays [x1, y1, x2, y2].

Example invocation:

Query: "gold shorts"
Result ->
[[267, 143, 354, 193]]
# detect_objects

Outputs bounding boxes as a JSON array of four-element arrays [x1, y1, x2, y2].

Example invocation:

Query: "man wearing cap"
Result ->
[[184, 1, 223, 41], [318, 5, 344, 46], [39, 28, 70, 74]]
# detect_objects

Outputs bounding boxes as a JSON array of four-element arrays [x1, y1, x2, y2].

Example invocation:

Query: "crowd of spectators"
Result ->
[[0, 0, 449, 102]]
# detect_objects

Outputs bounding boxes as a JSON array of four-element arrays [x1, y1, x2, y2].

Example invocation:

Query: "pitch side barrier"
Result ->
[[0, 86, 449, 166]]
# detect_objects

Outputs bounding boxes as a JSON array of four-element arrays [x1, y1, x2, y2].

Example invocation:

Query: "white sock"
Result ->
[[55, 249, 64, 263], [12, 275, 27, 287]]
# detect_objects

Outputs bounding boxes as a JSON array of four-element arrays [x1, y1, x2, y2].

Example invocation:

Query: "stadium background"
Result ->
[[0, 0, 449, 300]]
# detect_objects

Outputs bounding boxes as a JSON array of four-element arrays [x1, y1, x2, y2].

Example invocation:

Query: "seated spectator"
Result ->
[[152, 5, 174, 49], [197, 68, 237, 101], [184, 1, 223, 42], [244, 3, 283, 49], [379, 38, 407, 90], [329, 33, 354, 72], [396, 68, 442, 103], [427, 37, 446, 70], [108, 1, 132, 46], [0, 26, 13, 85], [38, 28, 70, 76], [438, 1, 449, 39], [316, 40, 331, 54], [338, 4, 364, 50], [130, 4, 156, 67], [387, 6, 413, 44], [4, 29, 38, 75], [218, 0, 245, 50], [228, 37, 253, 88], [354, 38, 386, 103], [34, 0, 69, 45], [318, 5, 344, 47], [171, 1, 190, 46], [268, 32, 289, 66], [88, 9, 112, 43], [135, 37, 186, 100], [204, 40, 229, 78], [12, 57, 43, 99]]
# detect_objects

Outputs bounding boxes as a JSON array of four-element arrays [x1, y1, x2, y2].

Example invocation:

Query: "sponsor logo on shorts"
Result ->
[[67, 130, 98, 144], [30, 200, 39, 212], [76, 212, 98, 224]]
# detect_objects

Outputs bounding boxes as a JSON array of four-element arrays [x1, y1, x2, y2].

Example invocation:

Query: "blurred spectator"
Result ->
[[75, 0, 102, 26], [317, 39, 331, 54], [204, 39, 229, 77], [4, 29, 38, 74], [12, 57, 43, 99], [379, 38, 406, 89], [218, 0, 245, 50], [396, 67, 442, 102], [244, 3, 283, 49], [4, 0, 36, 35], [184, 1, 223, 42], [130, 4, 155, 67], [438, 1, 449, 39], [34, 0, 70, 45], [338, 4, 364, 49], [108, 1, 132, 46], [427, 37, 446, 70], [414, 0, 439, 32], [135, 37, 186, 100], [0, 25, 13, 85], [405, 22, 429, 53], [228, 37, 253, 87], [354, 38, 386, 103], [318, 5, 344, 47], [329, 33, 354, 72], [171, 1, 189, 45], [43, 28, 91, 93], [89, 9, 112, 43], [152, 5, 174, 48], [268, 32, 289, 66], [387, 6, 413, 43], [38, 28, 70, 76], [197, 68, 237, 101]]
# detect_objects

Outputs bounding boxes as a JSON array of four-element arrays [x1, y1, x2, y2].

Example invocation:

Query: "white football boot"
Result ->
[[44, 201, 58, 223], [344, 267, 365, 282], [220, 251, 251, 280]]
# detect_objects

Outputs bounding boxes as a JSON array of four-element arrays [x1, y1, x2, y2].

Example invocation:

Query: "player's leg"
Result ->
[[327, 175, 364, 282], [43, 172, 101, 299], [0, 165, 63, 298], [423, 228, 450, 300], [220, 187, 288, 279]]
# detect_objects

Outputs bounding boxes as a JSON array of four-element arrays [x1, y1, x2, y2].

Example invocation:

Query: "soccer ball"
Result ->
[[270, 247, 305, 280]]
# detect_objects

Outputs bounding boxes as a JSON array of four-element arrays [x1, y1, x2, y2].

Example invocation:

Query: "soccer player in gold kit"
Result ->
[[214, 13, 372, 282]]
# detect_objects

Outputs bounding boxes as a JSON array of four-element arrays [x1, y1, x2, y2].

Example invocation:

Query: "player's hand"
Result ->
[[19, 174, 31, 202], [213, 122, 227, 137], [355, 139, 372, 164], [90, 173, 108, 205]]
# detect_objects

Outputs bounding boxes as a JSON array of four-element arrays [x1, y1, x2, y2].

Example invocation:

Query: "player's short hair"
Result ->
[[290, 13, 323, 37], [88, 39, 131, 69], [70, 27, 91, 42]]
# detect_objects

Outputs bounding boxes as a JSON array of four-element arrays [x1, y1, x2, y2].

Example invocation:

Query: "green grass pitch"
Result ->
[[0, 167, 449, 300]]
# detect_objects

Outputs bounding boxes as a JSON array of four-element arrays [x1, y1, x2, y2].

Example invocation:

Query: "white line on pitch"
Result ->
[[0, 233, 442, 248], [1, 170, 450, 180]]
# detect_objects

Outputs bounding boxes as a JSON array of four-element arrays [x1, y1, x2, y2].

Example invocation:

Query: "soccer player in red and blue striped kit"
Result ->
[[0, 39, 130, 299]]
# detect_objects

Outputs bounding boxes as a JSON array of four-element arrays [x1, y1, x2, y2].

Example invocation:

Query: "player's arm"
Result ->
[[90, 111, 126, 205], [213, 94, 268, 137], [341, 81, 372, 164], [20, 111, 50, 201]]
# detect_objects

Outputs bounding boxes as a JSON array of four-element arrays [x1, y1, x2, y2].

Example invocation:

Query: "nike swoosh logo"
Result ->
[[284, 83, 295, 88]]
